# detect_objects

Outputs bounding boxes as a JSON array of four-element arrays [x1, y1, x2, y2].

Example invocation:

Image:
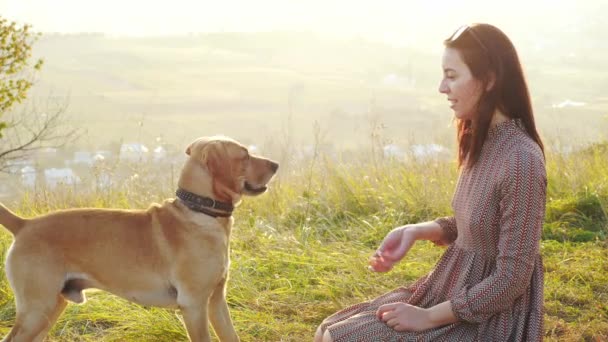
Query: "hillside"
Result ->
[[20, 31, 607, 152]]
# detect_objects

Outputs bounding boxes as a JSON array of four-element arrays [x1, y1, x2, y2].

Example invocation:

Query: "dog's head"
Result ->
[[180, 136, 278, 203]]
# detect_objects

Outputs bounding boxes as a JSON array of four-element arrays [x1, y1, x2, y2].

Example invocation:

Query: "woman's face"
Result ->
[[438, 47, 483, 120]]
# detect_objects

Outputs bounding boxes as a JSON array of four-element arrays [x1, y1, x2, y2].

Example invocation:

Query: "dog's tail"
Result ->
[[0, 203, 26, 236]]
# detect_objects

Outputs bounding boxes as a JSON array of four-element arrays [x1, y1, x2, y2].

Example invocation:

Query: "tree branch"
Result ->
[[0, 97, 80, 172]]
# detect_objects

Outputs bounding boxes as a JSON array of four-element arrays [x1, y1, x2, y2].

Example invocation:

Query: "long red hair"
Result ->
[[444, 24, 544, 168]]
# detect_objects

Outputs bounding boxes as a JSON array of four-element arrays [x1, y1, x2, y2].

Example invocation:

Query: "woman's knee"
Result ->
[[314, 325, 333, 342], [313, 326, 324, 342], [322, 329, 333, 342]]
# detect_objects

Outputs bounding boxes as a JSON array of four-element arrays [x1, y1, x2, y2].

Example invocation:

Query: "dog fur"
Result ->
[[0, 136, 278, 342]]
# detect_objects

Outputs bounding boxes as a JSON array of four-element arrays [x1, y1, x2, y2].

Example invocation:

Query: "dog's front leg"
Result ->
[[178, 288, 213, 342], [180, 302, 212, 342], [209, 278, 239, 342]]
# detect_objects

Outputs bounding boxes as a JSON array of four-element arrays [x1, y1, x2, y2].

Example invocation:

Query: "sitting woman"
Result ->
[[315, 23, 547, 342]]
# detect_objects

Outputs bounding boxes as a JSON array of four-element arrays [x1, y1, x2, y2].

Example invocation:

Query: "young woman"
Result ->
[[315, 23, 546, 341]]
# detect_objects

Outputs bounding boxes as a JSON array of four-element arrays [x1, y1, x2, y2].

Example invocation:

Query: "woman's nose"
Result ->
[[438, 80, 449, 94]]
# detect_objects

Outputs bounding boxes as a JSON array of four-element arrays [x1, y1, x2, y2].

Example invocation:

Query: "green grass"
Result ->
[[0, 143, 607, 341]]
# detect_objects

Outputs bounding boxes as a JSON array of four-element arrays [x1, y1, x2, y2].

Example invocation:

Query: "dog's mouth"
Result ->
[[244, 181, 267, 195]]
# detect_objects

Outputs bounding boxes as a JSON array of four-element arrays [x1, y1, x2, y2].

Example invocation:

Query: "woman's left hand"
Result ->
[[376, 302, 433, 332]]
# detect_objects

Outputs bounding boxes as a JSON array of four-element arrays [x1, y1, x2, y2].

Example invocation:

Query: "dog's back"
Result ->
[[0, 203, 25, 236]]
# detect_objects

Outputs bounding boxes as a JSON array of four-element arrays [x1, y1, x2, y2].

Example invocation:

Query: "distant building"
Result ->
[[39, 147, 58, 157], [6, 159, 34, 174], [153, 146, 167, 162], [95, 150, 113, 160], [73, 151, 95, 165], [119, 143, 149, 162], [93, 153, 106, 163], [20, 166, 36, 188], [410, 144, 450, 160], [383, 144, 405, 159], [44, 168, 81, 189]]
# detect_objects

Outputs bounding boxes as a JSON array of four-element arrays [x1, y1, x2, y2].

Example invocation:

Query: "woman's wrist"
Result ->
[[405, 221, 443, 242], [426, 301, 458, 329], [403, 224, 422, 240]]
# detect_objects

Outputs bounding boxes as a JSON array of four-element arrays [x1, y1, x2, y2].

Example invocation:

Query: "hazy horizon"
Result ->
[[1, 1, 607, 156]]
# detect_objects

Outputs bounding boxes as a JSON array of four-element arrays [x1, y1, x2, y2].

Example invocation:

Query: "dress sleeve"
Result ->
[[450, 147, 547, 323], [433, 216, 458, 246]]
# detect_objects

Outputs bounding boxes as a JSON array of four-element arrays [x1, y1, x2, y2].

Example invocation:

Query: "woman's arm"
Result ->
[[430, 216, 458, 246], [377, 300, 458, 331], [409, 220, 451, 243], [370, 220, 456, 272], [427, 301, 459, 327]]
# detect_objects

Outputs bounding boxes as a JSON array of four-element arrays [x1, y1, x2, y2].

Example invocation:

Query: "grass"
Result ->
[[0, 141, 607, 341]]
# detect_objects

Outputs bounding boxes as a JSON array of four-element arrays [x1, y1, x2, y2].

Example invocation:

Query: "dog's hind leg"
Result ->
[[31, 295, 68, 342], [3, 295, 67, 342], [4, 250, 68, 342]]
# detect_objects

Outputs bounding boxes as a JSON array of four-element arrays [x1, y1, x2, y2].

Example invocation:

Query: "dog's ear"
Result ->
[[203, 142, 240, 203], [200, 142, 221, 169], [186, 138, 206, 156]]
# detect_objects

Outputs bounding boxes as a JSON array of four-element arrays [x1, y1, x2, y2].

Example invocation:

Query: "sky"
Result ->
[[1, 0, 580, 47]]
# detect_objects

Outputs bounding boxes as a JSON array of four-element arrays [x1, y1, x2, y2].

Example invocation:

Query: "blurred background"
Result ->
[[0, 0, 607, 198]]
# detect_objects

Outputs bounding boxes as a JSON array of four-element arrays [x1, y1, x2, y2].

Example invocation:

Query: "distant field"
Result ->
[[15, 32, 607, 152]]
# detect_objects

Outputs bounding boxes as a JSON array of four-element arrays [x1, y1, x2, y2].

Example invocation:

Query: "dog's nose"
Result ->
[[269, 161, 279, 173]]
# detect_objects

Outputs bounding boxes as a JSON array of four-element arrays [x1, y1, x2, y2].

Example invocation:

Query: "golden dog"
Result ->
[[0, 136, 278, 342]]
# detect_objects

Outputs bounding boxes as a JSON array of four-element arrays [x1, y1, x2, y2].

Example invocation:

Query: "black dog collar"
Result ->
[[175, 188, 233, 218]]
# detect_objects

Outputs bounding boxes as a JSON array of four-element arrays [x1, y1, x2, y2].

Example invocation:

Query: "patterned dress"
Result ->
[[320, 119, 546, 341]]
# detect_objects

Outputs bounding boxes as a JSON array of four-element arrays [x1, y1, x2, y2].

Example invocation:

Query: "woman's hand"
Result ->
[[376, 303, 433, 332], [368, 225, 418, 272]]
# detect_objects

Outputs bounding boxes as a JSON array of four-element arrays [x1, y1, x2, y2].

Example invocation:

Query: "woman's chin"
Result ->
[[453, 111, 473, 121]]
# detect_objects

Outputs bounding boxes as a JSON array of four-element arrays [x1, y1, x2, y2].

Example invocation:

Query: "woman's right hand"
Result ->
[[368, 225, 418, 272]]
